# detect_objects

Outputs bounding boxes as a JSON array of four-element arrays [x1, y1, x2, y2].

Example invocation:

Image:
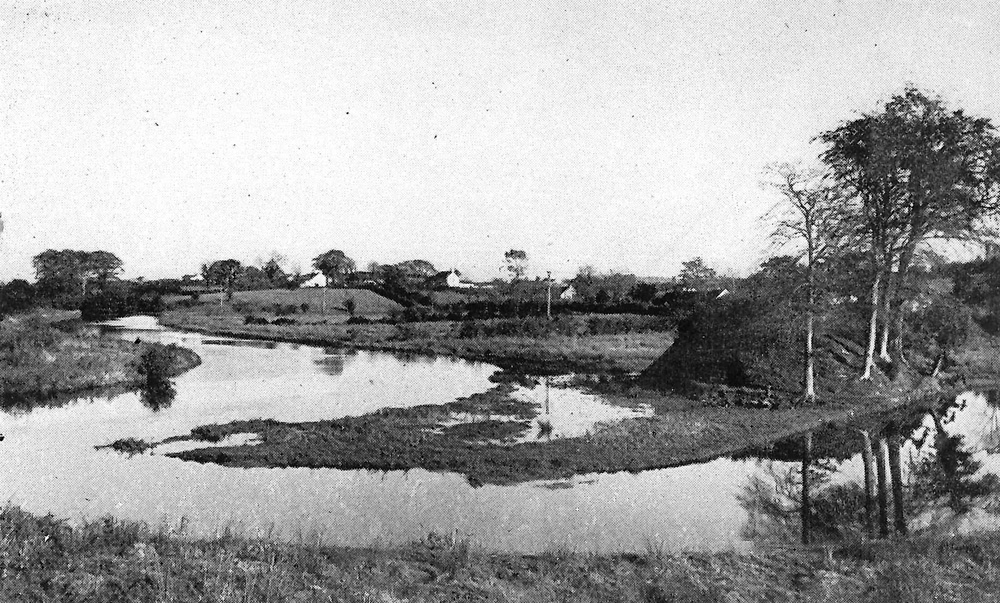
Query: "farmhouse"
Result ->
[[426, 269, 475, 290], [299, 272, 327, 288], [559, 285, 577, 300]]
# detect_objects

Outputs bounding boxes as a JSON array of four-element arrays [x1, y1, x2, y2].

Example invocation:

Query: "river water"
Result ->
[[1, 316, 997, 552]]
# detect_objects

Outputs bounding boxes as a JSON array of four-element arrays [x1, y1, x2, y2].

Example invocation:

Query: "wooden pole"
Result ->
[[887, 425, 907, 535], [802, 431, 812, 545], [860, 429, 877, 538], [876, 436, 890, 537]]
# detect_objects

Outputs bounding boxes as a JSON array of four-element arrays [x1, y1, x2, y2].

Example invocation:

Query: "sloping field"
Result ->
[[219, 288, 403, 316]]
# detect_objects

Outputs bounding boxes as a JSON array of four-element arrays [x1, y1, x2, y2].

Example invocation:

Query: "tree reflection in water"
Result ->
[[909, 409, 1000, 516], [739, 458, 867, 544], [314, 349, 357, 377], [139, 380, 176, 412], [740, 395, 1000, 545]]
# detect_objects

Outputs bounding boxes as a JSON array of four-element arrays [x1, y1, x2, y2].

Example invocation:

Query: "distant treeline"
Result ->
[[0, 277, 181, 321]]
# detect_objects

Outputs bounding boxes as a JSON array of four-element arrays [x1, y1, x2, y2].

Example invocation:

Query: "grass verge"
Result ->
[[3, 504, 1000, 602]]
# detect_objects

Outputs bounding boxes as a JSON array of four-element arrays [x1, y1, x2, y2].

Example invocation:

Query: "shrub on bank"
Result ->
[[456, 314, 674, 339]]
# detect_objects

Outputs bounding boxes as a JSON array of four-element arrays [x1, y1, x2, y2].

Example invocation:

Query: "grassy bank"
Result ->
[[154, 303, 991, 484], [160, 307, 673, 374], [160, 377, 932, 486], [3, 504, 999, 602], [0, 313, 200, 400]]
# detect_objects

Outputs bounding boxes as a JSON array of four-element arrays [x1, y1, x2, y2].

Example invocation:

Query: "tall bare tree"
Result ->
[[764, 163, 852, 402]]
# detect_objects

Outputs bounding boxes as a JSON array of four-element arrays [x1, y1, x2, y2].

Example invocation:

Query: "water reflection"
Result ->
[[11, 315, 1000, 553], [313, 350, 356, 377], [203, 339, 278, 349], [741, 392, 1000, 545], [139, 380, 176, 412]]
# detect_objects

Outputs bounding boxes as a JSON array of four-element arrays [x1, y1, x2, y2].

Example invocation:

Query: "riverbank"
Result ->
[[3, 504, 998, 602], [159, 307, 673, 374], [160, 376, 939, 485], [152, 306, 1000, 484], [0, 313, 201, 401]]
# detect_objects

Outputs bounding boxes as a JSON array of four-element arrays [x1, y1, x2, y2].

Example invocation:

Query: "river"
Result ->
[[1, 316, 997, 552]]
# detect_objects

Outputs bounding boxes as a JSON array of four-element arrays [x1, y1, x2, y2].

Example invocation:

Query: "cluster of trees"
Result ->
[[766, 86, 1000, 399], [200, 253, 303, 300], [760, 86, 1000, 545], [566, 258, 723, 306], [32, 249, 123, 306], [0, 249, 179, 320]]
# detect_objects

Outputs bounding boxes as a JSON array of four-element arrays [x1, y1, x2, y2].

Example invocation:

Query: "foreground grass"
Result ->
[[4, 505, 1000, 602], [0, 314, 200, 400], [159, 307, 673, 374]]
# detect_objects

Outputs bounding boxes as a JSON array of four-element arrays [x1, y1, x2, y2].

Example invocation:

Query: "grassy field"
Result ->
[[159, 307, 673, 374], [166, 287, 403, 318], [4, 503, 1000, 602]]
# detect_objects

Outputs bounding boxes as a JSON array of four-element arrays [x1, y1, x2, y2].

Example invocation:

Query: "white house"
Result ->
[[299, 272, 327, 288], [445, 270, 475, 289], [559, 285, 577, 300]]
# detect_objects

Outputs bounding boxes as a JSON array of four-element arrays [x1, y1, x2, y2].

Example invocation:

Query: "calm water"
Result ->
[[2, 316, 996, 552]]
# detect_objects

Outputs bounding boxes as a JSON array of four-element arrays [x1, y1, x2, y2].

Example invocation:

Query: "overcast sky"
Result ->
[[3, 0, 1000, 281]]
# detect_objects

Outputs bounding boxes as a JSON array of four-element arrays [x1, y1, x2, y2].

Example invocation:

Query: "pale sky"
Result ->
[[3, 0, 1000, 282]]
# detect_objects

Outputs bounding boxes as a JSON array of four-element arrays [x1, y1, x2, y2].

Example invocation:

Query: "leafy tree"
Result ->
[[820, 86, 1000, 379], [630, 282, 658, 303], [85, 250, 123, 290], [678, 257, 718, 291], [237, 266, 272, 291], [260, 252, 289, 287], [32, 249, 122, 304], [394, 259, 437, 279], [312, 249, 356, 287], [0, 279, 35, 315], [202, 259, 244, 301], [571, 265, 597, 299], [504, 249, 528, 282]]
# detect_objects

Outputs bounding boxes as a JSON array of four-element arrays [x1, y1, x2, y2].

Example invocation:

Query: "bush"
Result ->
[[0, 280, 36, 316], [136, 345, 175, 387]]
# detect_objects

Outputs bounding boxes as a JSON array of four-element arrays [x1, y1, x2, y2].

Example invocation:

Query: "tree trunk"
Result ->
[[879, 273, 893, 363], [804, 228, 816, 403], [804, 313, 816, 402], [802, 431, 812, 545], [862, 271, 883, 380], [890, 242, 916, 371], [876, 436, 890, 537], [860, 429, 877, 538], [887, 426, 907, 535]]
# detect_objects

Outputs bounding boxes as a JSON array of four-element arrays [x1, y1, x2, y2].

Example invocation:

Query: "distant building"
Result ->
[[347, 271, 381, 286], [427, 269, 475, 289], [559, 285, 577, 300], [181, 274, 203, 283], [299, 272, 327, 288]]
